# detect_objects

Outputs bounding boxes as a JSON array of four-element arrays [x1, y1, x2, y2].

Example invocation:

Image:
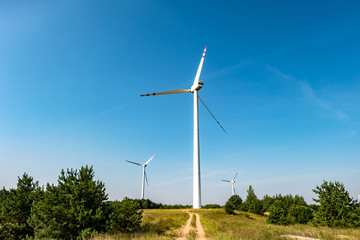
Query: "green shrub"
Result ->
[[107, 198, 143, 233], [225, 195, 242, 215], [261, 194, 275, 212], [266, 201, 289, 225], [248, 198, 263, 215], [287, 204, 313, 224]]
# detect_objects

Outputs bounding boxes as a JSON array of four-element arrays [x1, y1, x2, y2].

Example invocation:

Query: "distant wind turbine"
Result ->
[[140, 47, 225, 209], [126, 153, 157, 199], [222, 172, 238, 195]]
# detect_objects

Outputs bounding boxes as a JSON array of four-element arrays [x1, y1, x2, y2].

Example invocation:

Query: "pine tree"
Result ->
[[0, 173, 41, 240], [107, 198, 143, 233], [243, 185, 263, 214], [29, 166, 108, 239], [312, 180, 356, 227]]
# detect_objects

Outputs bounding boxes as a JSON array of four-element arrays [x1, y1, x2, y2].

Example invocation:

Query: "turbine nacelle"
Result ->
[[190, 80, 204, 92]]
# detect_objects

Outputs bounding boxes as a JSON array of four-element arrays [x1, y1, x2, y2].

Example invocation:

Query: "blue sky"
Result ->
[[1, 0, 360, 205]]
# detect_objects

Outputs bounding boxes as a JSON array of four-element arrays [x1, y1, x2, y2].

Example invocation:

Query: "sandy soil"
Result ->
[[177, 211, 206, 240]]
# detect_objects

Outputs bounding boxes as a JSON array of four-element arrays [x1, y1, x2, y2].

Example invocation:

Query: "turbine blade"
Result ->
[[140, 89, 190, 97], [144, 153, 157, 165], [198, 96, 227, 133], [234, 187, 237, 195], [144, 170, 148, 185], [222, 180, 231, 182], [233, 172, 238, 181], [193, 47, 207, 85], [125, 160, 143, 167]]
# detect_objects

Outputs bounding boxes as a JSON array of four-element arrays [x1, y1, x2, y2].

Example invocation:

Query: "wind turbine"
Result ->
[[140, 47, 225, 209], [126, 153, 157, 200], [222, 172, 238, 196]]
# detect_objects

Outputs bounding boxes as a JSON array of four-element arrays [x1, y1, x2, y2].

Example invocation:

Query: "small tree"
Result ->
[[287, 205, 313, 224], [242, 185, 263, 214], [266, 200, 289, 225], [0, 173, 41, 240], [225, 195, 242, 215], [312, 180, 356, 227], [261, 194, 275, 212], [248, 198, 263, 214], [107, 198, 143, 233]]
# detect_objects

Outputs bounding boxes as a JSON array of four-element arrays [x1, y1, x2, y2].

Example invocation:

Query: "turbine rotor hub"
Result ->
[[191, 80, 204, 92]]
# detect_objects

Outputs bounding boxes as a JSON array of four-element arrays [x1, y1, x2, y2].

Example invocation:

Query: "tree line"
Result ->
[[225, 182, 360, 228], [132, 198, 221, 210], [0, 166, 142, 240], [1, 165, 359, 239], [0, 165, 221, 240]]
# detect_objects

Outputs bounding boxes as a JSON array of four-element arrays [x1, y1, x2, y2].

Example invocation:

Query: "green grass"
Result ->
[[92, 209, 189, 240], [193, 209, 360, 240], [92, 208, 360, 240], [191, 213, 197, 228]]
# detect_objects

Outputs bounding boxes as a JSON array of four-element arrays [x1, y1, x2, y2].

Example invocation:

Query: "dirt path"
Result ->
[[177, 212, 193, 240], [194, 213, 206, 240], [177, 211, 206, 240]]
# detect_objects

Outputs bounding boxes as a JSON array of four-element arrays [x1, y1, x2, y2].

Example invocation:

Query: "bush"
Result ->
[[248, 198, 263, 215], [287, 204, 313, 224], [261, 194, 275, 213], [265, 194, 313, 226], [225, 195, 242, 215], [107, 198, 143, 233], [266, 200, 289, 225], [202, 204, 221, 209], [137, 199, 162, 209]]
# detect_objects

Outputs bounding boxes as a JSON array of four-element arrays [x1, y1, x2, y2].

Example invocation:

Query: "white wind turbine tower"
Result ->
[[141, 47, 225, 209], [126, 153, 157, 199], [222, 172, 238, 196]]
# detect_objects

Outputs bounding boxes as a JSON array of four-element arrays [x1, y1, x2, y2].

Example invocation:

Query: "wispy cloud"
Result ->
[[267, 66, 349, 121], [205, 60, 252, 80], [49, 101, 139, 135]]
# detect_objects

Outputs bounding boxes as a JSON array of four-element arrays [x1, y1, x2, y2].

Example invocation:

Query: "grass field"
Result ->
[[92, 209, 360, 240], [92, 209, 189, 240], [195, 209, 360, 240]]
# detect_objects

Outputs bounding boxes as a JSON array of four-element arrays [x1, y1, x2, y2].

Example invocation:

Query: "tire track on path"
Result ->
[[177, 211, 206, 240]]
